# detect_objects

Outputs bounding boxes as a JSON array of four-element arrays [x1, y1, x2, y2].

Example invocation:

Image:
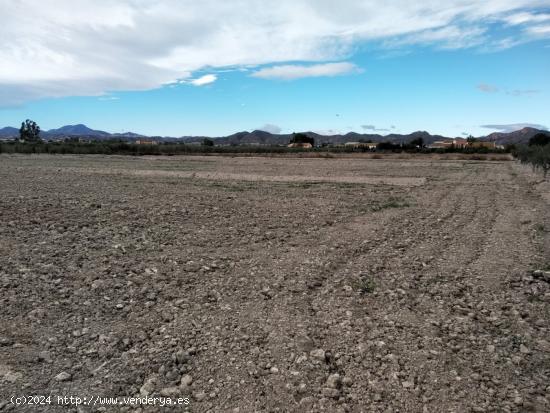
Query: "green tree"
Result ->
[[202, 138, 214, 146], [410, 137, 424, 148], [516, 144, 550, 179], [19, 119, 41, 142], [528, 133, 550, 147], [289, 132, 314, 146], [466, 135, 477, 143]]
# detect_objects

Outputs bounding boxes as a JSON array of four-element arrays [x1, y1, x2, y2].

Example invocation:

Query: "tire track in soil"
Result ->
[[245, 163, 529, 412], [223, 166, 489, 411], [304, 162, 549, 412], [304, 166, 498, 411]]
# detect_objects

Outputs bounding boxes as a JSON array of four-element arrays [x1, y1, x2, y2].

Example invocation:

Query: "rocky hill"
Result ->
[[0, 127, 19, 138], [483, 127, 549, 145], [45, 124, 110, 137]]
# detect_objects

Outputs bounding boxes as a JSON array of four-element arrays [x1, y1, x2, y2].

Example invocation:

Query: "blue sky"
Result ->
[[0, 1, 549, 137]]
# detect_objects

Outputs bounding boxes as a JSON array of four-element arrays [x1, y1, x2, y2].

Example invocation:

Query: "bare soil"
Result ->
[[1, 154, 549, 412]]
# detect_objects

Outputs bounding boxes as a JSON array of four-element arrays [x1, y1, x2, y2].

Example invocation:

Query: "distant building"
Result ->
[[288, 142, 313, 148], [428, 139, 499, 150], [453, 138, 468, 148], [428, 138, 468, 149], [468, 141, 497, 149], [428, 140, 453, 149], [135, 139, 159, 145]]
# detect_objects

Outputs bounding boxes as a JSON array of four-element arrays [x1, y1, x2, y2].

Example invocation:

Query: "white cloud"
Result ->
[[1, 0, 550, 105], [385, 25, 488, 49], [504, 12, 550, 25], [258, 124, 282, 134], [251, 62, 359, 80], [189, 74, 217, 86], [526, 24, 550, 35]]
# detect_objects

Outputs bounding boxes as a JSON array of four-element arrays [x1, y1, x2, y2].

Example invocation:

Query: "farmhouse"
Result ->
[[453, 138, 468, 148], [428, 140, 453, 149], [428, 138, 468, 149], [468, 141, 497, 149]]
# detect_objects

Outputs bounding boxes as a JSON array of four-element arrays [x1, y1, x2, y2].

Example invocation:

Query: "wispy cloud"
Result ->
[[189, 74, 217, 86], [477, 83, 540, 96], [481, 123, 548, 132], [507, 89, 540, 96], [258, 124, 282, 134], [313, 129, 339, 135], [477, 83, 499, 93], [480, 37, 525, 52], [361, 124, 390, 132], [386, 25, 487, 50], [504, 12, 550, 25], [251, 62, 359, 80], [526, 24, 550, 36]]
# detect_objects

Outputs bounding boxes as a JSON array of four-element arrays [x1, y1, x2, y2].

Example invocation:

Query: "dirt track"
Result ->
[[1, 154, 549, 412]]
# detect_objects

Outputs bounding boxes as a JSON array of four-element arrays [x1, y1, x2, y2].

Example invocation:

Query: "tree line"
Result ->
[[0, 139, 513, 155], [514, 133, 550, 178]]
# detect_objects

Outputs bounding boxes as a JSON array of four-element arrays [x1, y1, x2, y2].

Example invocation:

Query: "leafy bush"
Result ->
[[371, 197, 410, 211], [354, 275, 376, 294]]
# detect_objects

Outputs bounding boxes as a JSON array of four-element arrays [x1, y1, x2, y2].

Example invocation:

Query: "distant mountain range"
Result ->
[[177, 128, 549, 145], [0, 124, 146, 140], [0, 123, 548, 145], [180, 130, 449, 146]]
